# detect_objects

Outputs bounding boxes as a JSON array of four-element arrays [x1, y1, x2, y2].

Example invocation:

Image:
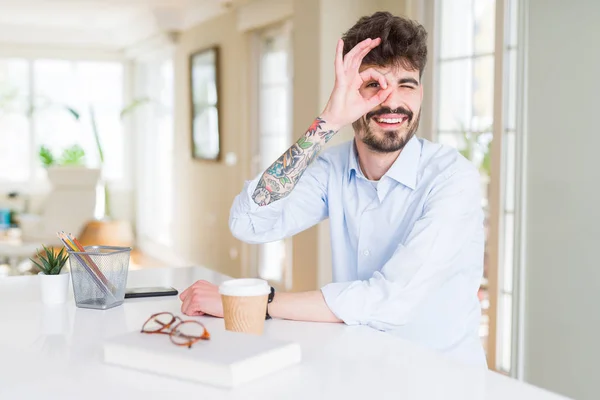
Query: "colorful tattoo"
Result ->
[[252, 117, 335, 206], [307, 117, 325, 136]]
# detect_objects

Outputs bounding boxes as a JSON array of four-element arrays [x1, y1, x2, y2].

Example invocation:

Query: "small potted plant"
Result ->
[[31, 246, 70, 304]]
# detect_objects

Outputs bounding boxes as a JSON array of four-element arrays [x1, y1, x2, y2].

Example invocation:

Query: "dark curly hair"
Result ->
[[342, 11, 428, 78]]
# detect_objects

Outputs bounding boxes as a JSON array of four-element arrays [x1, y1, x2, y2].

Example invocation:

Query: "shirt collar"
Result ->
[[348, 135, 421, 190]]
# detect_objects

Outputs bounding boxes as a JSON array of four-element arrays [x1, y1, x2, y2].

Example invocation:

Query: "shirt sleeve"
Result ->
[[228, 155, 330, 244], [321, 165, 484, 328]]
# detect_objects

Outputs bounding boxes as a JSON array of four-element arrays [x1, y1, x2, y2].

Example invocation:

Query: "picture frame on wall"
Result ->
[[190, 46, 221, 161]]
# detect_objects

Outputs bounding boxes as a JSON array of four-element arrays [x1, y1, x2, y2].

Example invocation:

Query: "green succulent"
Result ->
[[59, 144, 86, 166], [30, 245, 69, 275], [39, 145, 56, 168]]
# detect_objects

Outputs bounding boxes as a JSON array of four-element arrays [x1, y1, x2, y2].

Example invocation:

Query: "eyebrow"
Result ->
[[399, 78, 420, 86]]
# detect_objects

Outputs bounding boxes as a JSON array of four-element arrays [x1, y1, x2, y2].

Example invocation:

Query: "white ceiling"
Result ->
[[0, 0, 245, 50]]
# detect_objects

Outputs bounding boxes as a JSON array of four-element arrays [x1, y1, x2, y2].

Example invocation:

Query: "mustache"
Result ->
[[366, 107, 413, 122]]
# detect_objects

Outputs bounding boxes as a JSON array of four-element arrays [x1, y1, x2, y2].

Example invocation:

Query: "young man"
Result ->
[[180, 12, 486, 367]]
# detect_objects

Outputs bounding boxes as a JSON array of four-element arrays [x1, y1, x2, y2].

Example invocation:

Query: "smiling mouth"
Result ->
[[372, 115, 409, 128]]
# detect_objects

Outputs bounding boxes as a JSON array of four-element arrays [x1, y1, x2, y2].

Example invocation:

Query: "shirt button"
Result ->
[[363, 249, 370, 256]]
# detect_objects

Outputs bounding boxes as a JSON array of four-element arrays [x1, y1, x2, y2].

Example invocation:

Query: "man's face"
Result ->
[[353, 63, 423, 153]]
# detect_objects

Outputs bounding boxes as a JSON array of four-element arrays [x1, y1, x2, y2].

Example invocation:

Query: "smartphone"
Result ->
[[124, 286, 179, 299]]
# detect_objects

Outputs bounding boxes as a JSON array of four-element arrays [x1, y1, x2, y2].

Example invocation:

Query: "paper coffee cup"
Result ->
[[219, 279, 270, 335]]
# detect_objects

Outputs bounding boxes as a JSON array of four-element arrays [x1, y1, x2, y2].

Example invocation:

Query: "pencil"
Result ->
[[57, 232, 116, 293]]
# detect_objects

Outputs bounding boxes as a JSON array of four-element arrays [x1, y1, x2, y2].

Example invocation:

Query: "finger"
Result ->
[[181, 291, 197, 315], [185, 295, 205, 316], [359, 68, 388, 90], [349, 37, 381, 70], [334, 39, 344, 80], [367, 85, 394, 108], [343, 38, 374, 70], [180, 280, 202, 301], [179, 287, 189, 301], [351, 37, 381, 69], [181, 292, 191, 314]]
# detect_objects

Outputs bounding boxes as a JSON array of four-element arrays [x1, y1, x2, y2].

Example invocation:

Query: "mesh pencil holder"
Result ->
[[67, 246, 132, 310]]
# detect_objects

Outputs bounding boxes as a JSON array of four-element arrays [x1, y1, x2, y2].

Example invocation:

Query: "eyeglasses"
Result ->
[[141, 312, 210, 348]]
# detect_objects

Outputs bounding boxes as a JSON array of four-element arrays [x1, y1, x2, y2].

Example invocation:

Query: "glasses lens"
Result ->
[[170, 321, 207, 346], [142, 313, 175, 332]]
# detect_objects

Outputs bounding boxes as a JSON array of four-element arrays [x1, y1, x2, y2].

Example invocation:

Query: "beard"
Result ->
[[352, 107, 420, 153]]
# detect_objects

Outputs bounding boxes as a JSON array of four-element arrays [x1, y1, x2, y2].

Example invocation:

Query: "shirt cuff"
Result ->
[[238, 178, 287, 219], [321, 281, 361, 325]]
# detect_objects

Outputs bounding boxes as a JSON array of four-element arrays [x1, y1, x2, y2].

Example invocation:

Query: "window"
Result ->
[[0, 58, 125, 193], [435, 2, 496, 360], [135, 58, 174, 248], [432, 0, 519, 374], [252, 23, 293, 288]]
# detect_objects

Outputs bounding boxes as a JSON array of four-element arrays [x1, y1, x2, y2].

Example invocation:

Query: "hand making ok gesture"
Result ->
[[320, 37, 394, 130]]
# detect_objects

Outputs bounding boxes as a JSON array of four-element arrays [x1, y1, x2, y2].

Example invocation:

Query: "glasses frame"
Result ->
[[141, 312, 210, 349]]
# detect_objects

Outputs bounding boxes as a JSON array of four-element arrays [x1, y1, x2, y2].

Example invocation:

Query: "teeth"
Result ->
[[376, 118, 402, 124]]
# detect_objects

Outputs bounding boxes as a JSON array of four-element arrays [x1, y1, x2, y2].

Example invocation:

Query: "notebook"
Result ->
[[103, 329, 302, 388]]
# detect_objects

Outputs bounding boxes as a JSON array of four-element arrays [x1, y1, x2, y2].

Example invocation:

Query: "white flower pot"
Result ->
[[38, 271, 70, 304], [46, 166, 100, 188]]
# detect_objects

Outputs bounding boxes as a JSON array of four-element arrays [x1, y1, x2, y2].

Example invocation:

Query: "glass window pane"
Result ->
[[506, 49, 517, 130], [0, 59, 30, 182], [260, 46, 289, 84], [0, 114, 30, 182], [503, 212, 514, 292], [508, 0, 518, 47], [258, 240, 286, 281], [440, 0, 474, 59], [259, 85, 289, 135], [504, 130, 515, 212], [192, 106, 219, 159], [500, 293, 513, 372], [79, 62, 124, 181], [33, 59, 76, 105], [32, 60, 124, 181], [437, 131, 491, 169], [471, 55, 495, 132], [473, 0, 496, 54], [438, 59, 472, 131], [437, 132, 465, 149], [191, 50, 217, 107], [33, 60, 82, 179], [475, 131, 492, 177], [0, 58, 29, 113], [259, 135, 287, 171], [135, 59, 174, 247]]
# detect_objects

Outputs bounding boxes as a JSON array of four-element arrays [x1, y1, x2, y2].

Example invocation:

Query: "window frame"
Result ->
[[246, 20, 294, 290]]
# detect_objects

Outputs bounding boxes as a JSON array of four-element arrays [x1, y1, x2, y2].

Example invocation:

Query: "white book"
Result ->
[[103, 329, 302, 388]]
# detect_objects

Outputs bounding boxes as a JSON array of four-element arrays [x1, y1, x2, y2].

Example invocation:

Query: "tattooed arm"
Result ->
[[252, 37, 393, 207], [252, 117, 337, 207], [230, 37, 393, 243]]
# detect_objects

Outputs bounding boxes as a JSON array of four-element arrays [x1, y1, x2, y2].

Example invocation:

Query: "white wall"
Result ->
[[524, 1, 600, 399], [170, 11, 249, 279]]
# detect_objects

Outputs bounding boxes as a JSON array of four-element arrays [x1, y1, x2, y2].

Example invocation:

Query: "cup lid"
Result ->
[[218, 278, 270, 296]]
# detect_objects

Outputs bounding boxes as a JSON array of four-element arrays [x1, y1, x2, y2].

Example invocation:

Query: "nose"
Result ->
[[380, 87, 405, 111]]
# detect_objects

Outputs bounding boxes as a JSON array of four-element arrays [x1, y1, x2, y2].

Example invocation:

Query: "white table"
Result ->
[[0, 266, 569, 400]]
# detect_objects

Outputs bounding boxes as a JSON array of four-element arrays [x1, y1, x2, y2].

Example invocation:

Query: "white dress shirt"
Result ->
[[229, 135, 487, 367]]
